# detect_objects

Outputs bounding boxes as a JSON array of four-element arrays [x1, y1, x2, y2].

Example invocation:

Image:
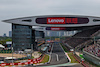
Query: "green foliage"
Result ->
[[6, 38, 12, 41], [0, 40, 6, 45], [0, 37, 12, 45], [79, 54, 84, 59], [38, 52, 42, 54], [68, 52, 78, 63], [0, 50, 12, 53], [32, 56, 34, 58], [60, 43, 67, 52]]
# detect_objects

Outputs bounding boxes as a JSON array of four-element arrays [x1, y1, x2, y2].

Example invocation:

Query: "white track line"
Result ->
[[56, 54, 59, 61]]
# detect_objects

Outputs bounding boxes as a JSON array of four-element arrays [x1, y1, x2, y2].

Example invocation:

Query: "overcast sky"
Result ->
[[0, 0, 100, 36]]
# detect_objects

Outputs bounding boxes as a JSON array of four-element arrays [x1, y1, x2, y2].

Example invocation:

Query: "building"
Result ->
[[11, 24, 45, 51], [35, 31, 45, 38], [46, 31, 50, 36], [59, 31, 64, 36], [12, 24, 35, 51], [49, 31, 59, 36], [3, 33, 6, 37], [9, 31, 12, 37]]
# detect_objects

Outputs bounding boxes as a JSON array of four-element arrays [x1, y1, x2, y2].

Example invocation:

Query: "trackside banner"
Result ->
[[46, 27, 66, 31]]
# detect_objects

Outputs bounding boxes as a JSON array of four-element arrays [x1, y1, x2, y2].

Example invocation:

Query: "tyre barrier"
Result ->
[[0, 55, 45, 67]]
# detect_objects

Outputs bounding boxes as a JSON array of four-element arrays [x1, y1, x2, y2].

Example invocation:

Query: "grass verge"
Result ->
[[67, 52, 78, 63], [60, 43, 78, 63], [60, 43, 67, 52], [38, 52, 42, 54], [40, 54, 49, 63]]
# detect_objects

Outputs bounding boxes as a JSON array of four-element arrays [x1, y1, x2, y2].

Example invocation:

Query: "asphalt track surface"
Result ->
[[26, 42, 83, 67], [50, 42, 69, 64]]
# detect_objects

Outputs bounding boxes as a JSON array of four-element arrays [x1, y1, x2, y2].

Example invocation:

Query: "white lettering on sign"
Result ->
[[51, 28, 60, 30], [47, 18, 65, 24], [48, 19, 64, 23]]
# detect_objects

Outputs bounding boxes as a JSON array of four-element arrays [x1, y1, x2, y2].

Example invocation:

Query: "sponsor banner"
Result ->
[[10, 63, 14, 65], [30, 62, 33, 64], [25, 62, 28, 65], [33, 59, 36, 61], [28, 59, 32, 62], [14, 63, 18, 65], [46, 27, 66, 31], [51, 27, 66, 30], [1, 63, 6, 66], [37, 61, 40, 63], [37, 58, 39, 61], [36, 17, 89, 24], [18, 63, 22, 65], [6, 63, 10, 65], [51, 27, 61, 30], [34, 61, 37, 63], [22, 63, 25, 65], [28, 58, 41, 62]]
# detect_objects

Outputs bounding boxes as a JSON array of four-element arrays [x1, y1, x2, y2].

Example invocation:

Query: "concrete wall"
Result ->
[[83, 50, 100, 66]]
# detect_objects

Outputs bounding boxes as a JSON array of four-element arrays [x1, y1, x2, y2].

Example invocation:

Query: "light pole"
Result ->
[[94, 36, 96, 44], [11, 43, 14, 66], [31, 44, 33, 58]]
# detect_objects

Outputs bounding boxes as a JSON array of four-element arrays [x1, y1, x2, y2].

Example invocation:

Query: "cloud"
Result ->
[[0, 0, 100, 36]]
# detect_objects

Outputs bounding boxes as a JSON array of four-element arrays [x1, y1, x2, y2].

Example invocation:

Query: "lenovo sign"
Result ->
[[47, 18, 65, 24]]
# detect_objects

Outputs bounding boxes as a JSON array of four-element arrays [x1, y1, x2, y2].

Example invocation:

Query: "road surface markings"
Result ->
[[56, 54, 59, 61]]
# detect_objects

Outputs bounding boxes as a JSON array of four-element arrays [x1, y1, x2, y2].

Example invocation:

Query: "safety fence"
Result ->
[[83, 50, 100, 66], [0, 55, 45, 67]]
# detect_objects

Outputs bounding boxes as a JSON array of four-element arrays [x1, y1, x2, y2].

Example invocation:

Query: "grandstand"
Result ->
[[84, 44, 100, 57], [64, 26, 100, 66], [65, 26, 100, 48]]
